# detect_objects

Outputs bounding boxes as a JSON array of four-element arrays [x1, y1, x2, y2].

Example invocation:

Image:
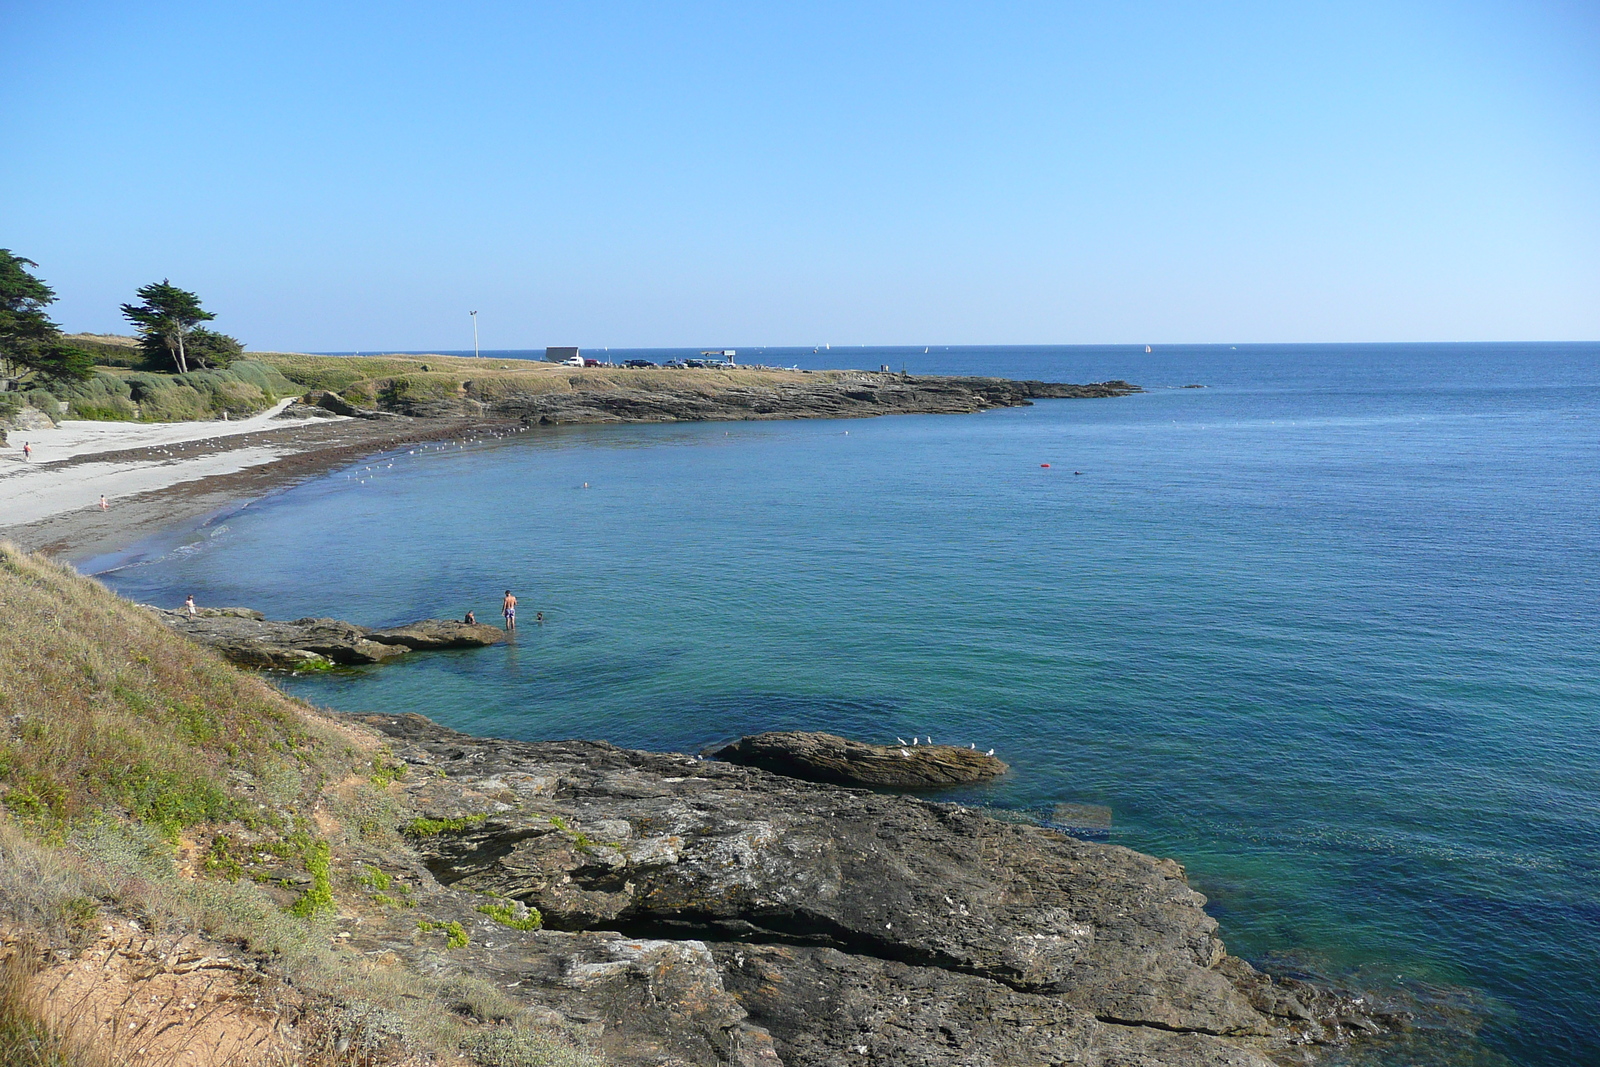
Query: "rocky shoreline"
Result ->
[[323, 711, 1404, 1067], [148, 605, 506, 669], [333, 371, 1141, 422]]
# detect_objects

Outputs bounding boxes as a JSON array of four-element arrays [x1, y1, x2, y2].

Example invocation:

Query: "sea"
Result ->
[[95, 343, 1600, 1067]]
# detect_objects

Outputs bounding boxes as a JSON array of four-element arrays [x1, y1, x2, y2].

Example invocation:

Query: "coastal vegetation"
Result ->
[[4, 257, 1135, 434], [0, 250, 94, 402], [0, 255, 272, 428], [0, 544, 600, 1066], [119, 280, 241, 374]]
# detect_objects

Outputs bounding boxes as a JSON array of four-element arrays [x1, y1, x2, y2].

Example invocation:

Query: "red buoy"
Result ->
[[1040, 463, 1051, 468]]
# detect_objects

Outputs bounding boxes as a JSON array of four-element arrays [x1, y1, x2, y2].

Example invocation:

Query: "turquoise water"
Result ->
[[100, 344, 1600, 1067]]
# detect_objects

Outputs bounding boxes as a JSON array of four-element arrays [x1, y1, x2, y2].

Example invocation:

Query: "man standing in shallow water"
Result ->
[[502, 590, 517, 631]]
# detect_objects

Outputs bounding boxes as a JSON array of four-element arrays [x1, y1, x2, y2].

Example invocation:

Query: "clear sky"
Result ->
[[3, 1, 1597, 350]]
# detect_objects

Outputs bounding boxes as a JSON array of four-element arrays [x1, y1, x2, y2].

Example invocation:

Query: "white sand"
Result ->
[[2, 398, 301, 465], [0, 448, 292, 527], [0, 401, 338, 526]]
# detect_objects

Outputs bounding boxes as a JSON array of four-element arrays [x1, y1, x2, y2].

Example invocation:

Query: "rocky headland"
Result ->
[[294, 369, 1140, 424], [330, 711, 1403, 1066]]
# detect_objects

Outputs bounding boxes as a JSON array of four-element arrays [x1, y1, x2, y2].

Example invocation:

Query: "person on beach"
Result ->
[[21, 442, 31, 460], [463, 610, 476, 624], [99, 495, 108, 510], [185, 595, 197, 615], [502, 590, 517, 631]]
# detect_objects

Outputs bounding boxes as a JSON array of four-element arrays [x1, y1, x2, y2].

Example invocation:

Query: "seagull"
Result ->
[[900, 748, 912, 758], [986, 749, 995, 756], [969, 743, 975, 749], [911, 737, 919, 745], [896, 737, 907, 745]]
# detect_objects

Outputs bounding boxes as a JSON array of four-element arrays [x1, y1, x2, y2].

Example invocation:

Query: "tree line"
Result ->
[[0, 249, 244, 388]]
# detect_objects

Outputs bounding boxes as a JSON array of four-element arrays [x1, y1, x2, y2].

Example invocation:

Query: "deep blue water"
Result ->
[[101, 344, 1600, 1067]]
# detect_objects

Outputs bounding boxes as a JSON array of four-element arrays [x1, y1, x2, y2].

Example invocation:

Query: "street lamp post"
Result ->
[[470, 310, 479, 359]]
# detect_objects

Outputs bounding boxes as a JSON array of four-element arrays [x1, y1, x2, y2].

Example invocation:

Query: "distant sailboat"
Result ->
[[1145, 345, 1152, 353], [924, 346, 929, 353]]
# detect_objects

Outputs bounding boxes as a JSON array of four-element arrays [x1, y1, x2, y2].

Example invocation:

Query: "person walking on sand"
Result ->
[[99, 495, 108, 511], [185, 595, 197, 615], [502, 590, 517, 631], [22, 442, 31, 460]]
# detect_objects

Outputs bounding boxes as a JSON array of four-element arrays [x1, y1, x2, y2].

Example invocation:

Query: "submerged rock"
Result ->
[[713, 730, 1008, 788]]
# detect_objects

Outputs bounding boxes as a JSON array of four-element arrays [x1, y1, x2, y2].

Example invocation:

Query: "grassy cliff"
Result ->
[[0, 545, 597, 1067]]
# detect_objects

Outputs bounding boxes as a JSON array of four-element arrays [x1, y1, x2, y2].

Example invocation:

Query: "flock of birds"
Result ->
[[344, 426, 534, 485], [895, 737, 996, 758]]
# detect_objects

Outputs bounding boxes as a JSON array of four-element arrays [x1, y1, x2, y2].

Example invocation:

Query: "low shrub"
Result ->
[[476, 900, 541, 931]]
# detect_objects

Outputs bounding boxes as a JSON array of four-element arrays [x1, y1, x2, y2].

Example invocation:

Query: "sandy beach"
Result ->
[[0, 407, 497, 563]]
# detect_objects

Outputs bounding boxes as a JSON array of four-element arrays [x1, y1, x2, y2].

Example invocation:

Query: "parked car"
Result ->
[[623, 359, 657, 368], [582, 358, 602, 367]]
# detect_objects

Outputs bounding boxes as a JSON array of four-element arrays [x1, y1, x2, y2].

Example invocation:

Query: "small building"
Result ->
[[545, 346, 580, 363]]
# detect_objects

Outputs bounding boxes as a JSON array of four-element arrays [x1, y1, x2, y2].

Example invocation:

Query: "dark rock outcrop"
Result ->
[[334, 372, 1140, 424], [334, 712, 1402, 1067], [367, 619, 511, 651], [714, 731, 1008, 788], [149, 608, 504, 668], [488, 375, 1140, 425], [305, 389, 399, 420]]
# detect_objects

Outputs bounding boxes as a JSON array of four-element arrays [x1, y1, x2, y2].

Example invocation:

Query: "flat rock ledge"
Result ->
[[335, 711, 1405, 1067], [148, 607, 504, 668], [714, 730, 1008, 787]]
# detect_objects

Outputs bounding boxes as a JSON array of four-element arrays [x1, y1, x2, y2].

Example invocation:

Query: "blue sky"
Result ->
[[2, 1, 1596, 350]]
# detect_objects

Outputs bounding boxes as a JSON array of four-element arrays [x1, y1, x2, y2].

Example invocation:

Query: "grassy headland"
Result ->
[[7, 339, 1133, 431], [0, 544, 598, 1066]]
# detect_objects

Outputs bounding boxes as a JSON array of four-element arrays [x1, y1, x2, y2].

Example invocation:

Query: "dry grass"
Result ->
[[0, 546, 604, 1066], [0, 545, 330, 836], [252, 350, 832, 402]]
